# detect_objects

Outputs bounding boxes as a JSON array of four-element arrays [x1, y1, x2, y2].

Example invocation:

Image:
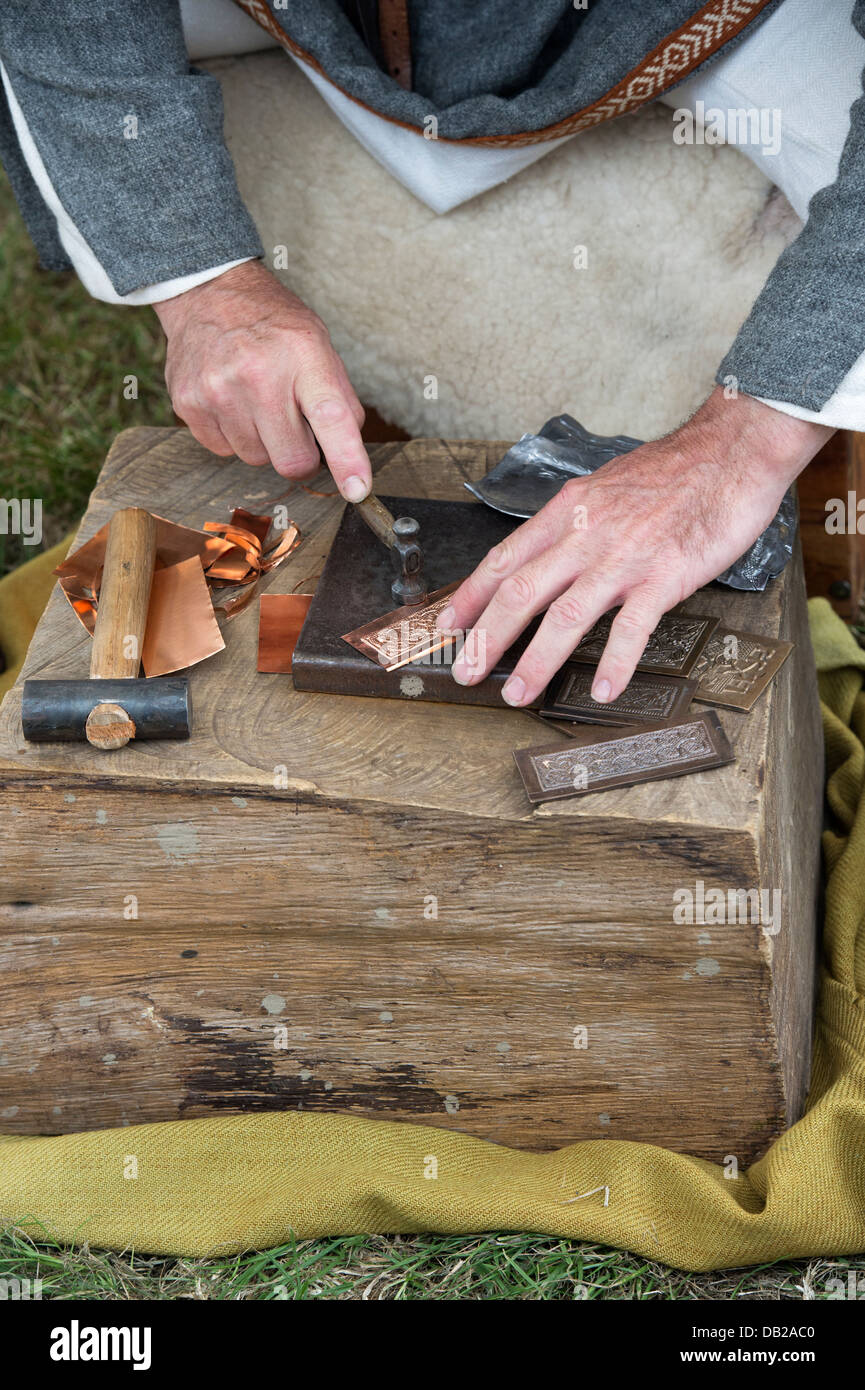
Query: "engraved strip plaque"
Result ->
[[574, 610, 719, 677], [513, 711, 734, 804], [342, 581, 461, 671], [541, 662, 696, 727], [692, 627, 794, 712]]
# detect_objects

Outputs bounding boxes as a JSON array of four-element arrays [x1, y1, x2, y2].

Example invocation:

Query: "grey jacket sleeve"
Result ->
[[718, 0, 865, 410], [0, 0, 263, 294]]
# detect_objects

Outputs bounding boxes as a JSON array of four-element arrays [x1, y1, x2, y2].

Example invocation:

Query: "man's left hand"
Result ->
[[437, 388, 831, 706]]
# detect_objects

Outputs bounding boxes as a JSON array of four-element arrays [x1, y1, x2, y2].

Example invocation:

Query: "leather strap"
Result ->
[[378, 0, 412, 90]]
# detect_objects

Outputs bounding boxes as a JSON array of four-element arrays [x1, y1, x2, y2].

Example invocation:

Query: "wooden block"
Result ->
[[0, 429, 824, 1162]]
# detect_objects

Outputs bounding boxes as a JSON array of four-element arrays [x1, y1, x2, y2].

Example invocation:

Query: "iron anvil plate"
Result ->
[[292, 495, 543, 707]]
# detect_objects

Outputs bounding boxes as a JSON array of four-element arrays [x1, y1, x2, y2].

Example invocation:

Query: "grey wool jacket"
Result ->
[[0, 0, 863, 412]]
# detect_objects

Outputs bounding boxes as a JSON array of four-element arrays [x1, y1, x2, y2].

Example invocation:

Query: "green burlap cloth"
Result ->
[[0, 545, 863, 1269]]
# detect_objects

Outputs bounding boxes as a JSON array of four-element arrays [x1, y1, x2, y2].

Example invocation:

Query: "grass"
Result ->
[[1, 168, 861, 1304], [0, 169, 174, 575], [1, 1224, 862, 1300]]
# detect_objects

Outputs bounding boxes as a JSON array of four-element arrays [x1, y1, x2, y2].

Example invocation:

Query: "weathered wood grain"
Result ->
[[0, 430, 794, 830], [0, 429, 824, 1160]]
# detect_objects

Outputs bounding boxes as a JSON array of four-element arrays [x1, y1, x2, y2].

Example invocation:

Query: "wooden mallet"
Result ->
[[22, 507, 191, 749]]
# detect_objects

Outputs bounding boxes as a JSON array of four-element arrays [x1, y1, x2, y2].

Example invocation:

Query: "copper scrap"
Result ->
[[342, 581, 461, 671], [300, 476, 339, 498], [203, 512, 302, 585], [258, 594, 314, 673], [55, 505, 302, 675], [230, 507, 273, 545]]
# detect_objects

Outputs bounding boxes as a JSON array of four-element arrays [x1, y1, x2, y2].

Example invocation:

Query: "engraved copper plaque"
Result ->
[[541, 662, 696, 727], [692, 627, 794, 712], [342, 581, 461, 672], [574, 610, 719, 677], [513, 711, 734, 804]]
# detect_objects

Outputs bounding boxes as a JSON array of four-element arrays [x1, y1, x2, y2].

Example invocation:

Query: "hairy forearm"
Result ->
[[675, 387, 834, 488]]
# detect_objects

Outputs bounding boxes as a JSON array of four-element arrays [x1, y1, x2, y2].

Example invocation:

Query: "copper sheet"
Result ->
[[513, 711, 734, 804], [141, 556, 225, 677], [55, 506, 301, 672], [257, 594, 314, 673], [55, 514, 222, 613], [691, 627, 794, 711], [342, 581, 461, 671]]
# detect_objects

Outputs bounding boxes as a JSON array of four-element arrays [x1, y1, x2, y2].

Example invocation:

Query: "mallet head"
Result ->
[[21, 677, 191, 746]]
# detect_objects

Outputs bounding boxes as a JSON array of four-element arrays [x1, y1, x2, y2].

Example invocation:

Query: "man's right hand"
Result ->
[[153, 260, 371, 501]]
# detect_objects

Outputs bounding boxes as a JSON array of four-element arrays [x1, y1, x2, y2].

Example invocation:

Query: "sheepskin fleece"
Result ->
[[211, 51, 800, 441]]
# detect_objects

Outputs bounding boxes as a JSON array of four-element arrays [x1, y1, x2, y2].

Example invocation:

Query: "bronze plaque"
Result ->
[[342, 581, 461, 671], [541, 662, 696, 727], [513, 711, 734, 804], [574, 610, 719, 677], [692, 627, 794, 712]]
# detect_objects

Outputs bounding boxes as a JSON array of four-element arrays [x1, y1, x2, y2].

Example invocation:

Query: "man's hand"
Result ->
[[153, 260, 371, 501], [439, 388, 832, 705]]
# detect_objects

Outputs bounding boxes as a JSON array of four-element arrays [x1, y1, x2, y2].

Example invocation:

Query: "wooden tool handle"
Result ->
[[353, 493, 397, 550], [89, 507, 157, 680]]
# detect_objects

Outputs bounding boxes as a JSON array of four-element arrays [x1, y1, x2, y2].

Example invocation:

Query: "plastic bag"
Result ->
[[465, 415, 795, 592]]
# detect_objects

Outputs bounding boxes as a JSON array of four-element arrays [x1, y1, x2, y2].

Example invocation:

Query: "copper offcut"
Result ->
[[54, 505, 302, 674], [258, 594, 314, 673]]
